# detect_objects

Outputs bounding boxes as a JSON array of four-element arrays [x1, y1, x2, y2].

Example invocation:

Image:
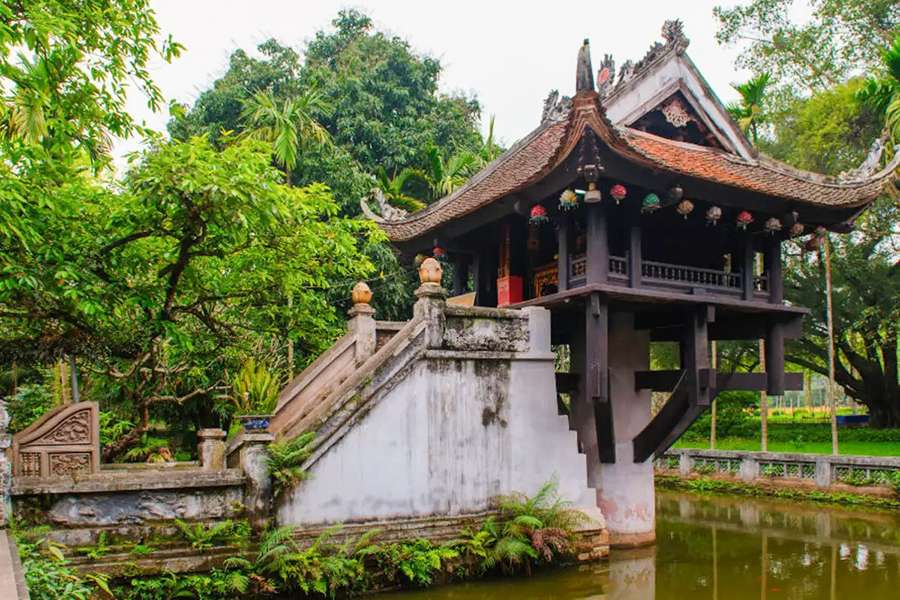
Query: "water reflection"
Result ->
[[379, 490, 900, 599]]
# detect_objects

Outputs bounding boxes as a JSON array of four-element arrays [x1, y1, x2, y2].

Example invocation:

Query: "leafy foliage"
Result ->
[[714, 0, 898, 93], [266, 431, 316, 496], [174, 519, 249, 550], [230, 358, 280, 415], [18, 536, 110, 600]]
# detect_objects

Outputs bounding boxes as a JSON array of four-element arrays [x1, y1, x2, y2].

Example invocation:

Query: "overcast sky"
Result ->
[[117, 0, 756, 165]]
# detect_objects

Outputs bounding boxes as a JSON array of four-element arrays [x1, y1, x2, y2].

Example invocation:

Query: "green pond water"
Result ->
[[380, 490, 900, 599]]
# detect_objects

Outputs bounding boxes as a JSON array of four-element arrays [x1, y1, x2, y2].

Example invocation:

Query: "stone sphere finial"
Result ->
[[351, 281, 373, 305], [419, 257, 443, 285]]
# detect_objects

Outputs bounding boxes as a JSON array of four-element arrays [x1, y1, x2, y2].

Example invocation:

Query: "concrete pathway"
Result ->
[[0, 530, 28, 599]]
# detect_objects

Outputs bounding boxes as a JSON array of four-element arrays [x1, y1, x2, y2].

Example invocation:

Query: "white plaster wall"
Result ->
[[277, 354, 599, 526], [596, 312, 656, 541]]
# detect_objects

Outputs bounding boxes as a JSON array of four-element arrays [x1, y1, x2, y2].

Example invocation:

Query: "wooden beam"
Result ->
[[649, 313, 804, 342], [637, 370, 803, 392], [766, 235, 784, 304], [765, 322, 786, 395], [586, 203, 608, 284], [585, 293, 614, 463], [557, 215, 569, 292], [741, 234, 755, 302], [627, 206, 641, 288], [632, 370, 702, 462]]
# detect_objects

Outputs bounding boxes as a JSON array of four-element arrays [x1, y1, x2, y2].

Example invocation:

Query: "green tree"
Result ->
[[785, 198, 899, 427], [726, 73, 771, 145], [1, 138, 377, 456], [301, 9, 482, 175], [422, 146, 479, 200], [714, 0, 899, 93], [241, 88, 332, 185], [858, 35, 900, 148]]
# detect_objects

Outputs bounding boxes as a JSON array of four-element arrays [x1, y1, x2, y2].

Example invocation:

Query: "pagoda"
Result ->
[[367, 22, 897, 545]]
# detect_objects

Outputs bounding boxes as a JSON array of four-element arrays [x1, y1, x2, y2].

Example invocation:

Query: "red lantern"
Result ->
[[432, 246, 446, 259], [529, 204, 549, 225], [610, 184, 627, 204], [736, 211, 754, 230]]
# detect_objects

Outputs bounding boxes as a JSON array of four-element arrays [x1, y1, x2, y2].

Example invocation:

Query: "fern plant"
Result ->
[[267, 431, 315, 496], [230, 358, 280, 415], [487, 479, 587, 574], [174, 519, 240, 550]]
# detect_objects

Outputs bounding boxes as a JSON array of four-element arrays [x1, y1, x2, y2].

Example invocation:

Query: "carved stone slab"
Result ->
[[11, 401, 100, 478]]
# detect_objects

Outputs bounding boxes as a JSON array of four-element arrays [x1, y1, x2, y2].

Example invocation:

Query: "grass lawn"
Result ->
[[675, 437, 900, 457]]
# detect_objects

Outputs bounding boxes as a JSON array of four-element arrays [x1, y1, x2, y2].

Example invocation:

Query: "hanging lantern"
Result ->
[[815, 225, 827, 238], [667, 185, 684, 202], [432, 246, 447, 260], [641, 193, 660, 214], [676, 199, 694, 219], [414, 253, 428, 266], [789, 222, 804, 237], [610, 183, 627, 204], [529, 204, 549, 225], [584, 181, 602, 203], [764, 217, 783, 234], [736, 210, 754, 230], [705, 205, 722, 225], [804, 235, 822, 252], [559, 188, 579, 211]]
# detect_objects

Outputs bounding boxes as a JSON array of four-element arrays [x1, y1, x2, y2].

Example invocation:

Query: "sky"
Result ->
[[117, 0, 753, 164]]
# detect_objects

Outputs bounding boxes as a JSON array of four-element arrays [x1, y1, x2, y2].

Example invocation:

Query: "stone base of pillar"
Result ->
[[596, 449, 656, 548]]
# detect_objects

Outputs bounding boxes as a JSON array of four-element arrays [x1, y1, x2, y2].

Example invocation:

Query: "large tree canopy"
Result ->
[[715, 0, 898, 92], [716, 4, 899, 426]]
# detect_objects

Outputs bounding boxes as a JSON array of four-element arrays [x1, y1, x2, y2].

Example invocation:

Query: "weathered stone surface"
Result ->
[[197, 428, 226, 471], [34, 486, 244, 527], [442, 314, 529, 352], [226, 431, 273, 531]]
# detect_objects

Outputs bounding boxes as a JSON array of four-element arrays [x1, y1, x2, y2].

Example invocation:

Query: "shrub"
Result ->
[[4, 384, 54, 432], [18, 537, 110, 600]]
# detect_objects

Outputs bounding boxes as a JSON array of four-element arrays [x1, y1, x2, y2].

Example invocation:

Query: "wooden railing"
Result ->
[[641, 260, 742, 290], [534, 254, 772, 301]]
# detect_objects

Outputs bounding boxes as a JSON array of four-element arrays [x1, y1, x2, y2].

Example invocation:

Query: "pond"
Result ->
[[380, 489, 900, 599]]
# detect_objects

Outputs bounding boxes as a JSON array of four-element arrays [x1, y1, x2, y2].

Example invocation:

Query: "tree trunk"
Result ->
[[822, 237, 839, 455]]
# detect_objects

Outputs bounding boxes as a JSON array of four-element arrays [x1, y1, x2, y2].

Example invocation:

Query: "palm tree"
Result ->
[[858, 35, 900, 150], [726, 73, 771, 146], [479, 114, 501, 165], [240, 88, 331, 185], [241, 87, 331, 378], [373, 166, 428, 212], [423, 145, 479, 200]]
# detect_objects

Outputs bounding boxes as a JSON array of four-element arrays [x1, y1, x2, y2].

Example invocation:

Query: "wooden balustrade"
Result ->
[[531, 253, 774, 302]]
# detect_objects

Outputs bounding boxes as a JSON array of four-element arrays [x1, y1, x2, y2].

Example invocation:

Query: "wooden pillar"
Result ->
[[682, 305, 711, 406], [586, 202, 608, 284], [585, 292, 614, 463], [765, 236, 783, 304], [765, 322, 785, 395], [557, 215, 569, 291], [741, 234, 755, 301], [452, 255, 469, 296], [627, 207, 642, 288]]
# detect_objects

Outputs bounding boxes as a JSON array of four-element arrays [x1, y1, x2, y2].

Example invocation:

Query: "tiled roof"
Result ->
[[380, 93, 896, 243]]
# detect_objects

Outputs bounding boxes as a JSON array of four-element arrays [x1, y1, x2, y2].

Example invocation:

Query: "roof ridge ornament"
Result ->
[[838, 137, 887, 182], [576, 39, 595, 93], [541, 90, 572, 124], [661, 19, 689, 54], [359, 187, 409, 223]]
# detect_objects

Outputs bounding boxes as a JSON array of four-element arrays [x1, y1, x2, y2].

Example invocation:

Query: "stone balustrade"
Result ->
[[656, 448, 900, 489]]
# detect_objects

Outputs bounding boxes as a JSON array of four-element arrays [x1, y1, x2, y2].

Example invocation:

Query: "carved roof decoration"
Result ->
[[603, 19, 688, 100], [375, 28, 898, 243]]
